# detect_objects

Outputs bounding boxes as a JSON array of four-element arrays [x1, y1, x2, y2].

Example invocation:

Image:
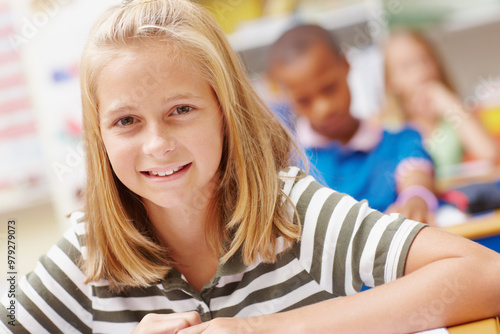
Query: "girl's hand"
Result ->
[[411, 80, 498, 162], [178, 317, 267, 334], [424, 81, 462, 117], [410, 81, 461, 119], [131, 312, 202, 334], [386, 196, 436, 226]]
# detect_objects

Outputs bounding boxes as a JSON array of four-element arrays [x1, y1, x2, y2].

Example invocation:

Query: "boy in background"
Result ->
[[268, 24, 437, 224]]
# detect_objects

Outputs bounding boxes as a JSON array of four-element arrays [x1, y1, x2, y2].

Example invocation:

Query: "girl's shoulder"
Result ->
[[279, 165, 334, 198], [279, 166, 304, 195], [59, 210, 88, 258], [279, 166, 351, 215], [383, 124, 422, 140], [69, 210, 86, 231]]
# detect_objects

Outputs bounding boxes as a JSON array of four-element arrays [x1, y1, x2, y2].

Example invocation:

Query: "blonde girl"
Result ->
[[384, 30, 497, 178], [1, 1, 500, 333]]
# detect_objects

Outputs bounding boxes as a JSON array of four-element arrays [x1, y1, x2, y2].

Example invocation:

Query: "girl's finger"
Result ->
[[132, 312, 202, 334], [177, 322, 210, 334]]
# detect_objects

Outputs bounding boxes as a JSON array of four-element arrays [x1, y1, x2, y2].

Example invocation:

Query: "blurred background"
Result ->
[[1, 0, 500, 295]]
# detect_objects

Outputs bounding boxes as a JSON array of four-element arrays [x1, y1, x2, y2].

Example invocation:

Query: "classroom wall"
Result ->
[[0, 0, 114, 298], [426, 17, 500, 101]]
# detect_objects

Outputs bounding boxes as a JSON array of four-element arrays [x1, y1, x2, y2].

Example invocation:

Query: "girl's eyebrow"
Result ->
[[163, 92, 202, 103], [101, 93, 204, 118], [101, 105, 136, 119]]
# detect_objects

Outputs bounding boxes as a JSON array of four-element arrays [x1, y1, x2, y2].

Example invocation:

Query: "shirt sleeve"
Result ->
[[392, 127, 435, 184], [286, 173, 427, 298], [396, 127, 433, 162], [0, 212, 93, 334]]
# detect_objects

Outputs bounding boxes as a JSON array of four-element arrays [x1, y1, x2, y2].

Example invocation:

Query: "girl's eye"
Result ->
[[116, 116, 136, 126], [173, 105, 193, 115]]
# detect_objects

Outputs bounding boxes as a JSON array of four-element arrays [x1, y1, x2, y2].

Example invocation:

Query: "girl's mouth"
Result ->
[[142, 163, 191, 177]]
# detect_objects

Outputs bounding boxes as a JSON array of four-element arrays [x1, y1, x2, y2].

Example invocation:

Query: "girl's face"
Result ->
[[385, 34, 441, 99], [98, 44, 224, 211]]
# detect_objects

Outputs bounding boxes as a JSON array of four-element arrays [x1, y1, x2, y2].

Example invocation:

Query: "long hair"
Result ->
[[381, 30, 456, 129], [81, 0, 303, 291]]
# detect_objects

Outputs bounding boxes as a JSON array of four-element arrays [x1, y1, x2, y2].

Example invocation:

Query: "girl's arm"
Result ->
[[426, 82, 498, 162], [387, 163, 437, 225], [180, 227, 500, 334]]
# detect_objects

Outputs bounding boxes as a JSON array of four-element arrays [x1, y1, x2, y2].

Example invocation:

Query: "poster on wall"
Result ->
[[0, 0, 117, 300], [8, 0, 116, 225], [0, 0, 49, 214]]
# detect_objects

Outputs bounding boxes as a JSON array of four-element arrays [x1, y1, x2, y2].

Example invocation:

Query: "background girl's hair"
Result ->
[[81, 0, 304, 291]]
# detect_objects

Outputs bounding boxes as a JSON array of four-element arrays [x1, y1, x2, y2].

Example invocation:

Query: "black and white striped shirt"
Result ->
[[1, 167, 426, 333]]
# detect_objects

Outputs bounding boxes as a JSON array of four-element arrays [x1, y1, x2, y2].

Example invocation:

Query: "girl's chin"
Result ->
[[142, 196, 188, 211]]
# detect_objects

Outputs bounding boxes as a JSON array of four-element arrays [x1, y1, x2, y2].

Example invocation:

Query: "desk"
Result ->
[[437, 166, 500, 242], [435, 171, 500, 333], [436, 165, 500, 194], [441, 210, 500, 253], [443, 210, 500, 239], [448, 317, 500, 334]]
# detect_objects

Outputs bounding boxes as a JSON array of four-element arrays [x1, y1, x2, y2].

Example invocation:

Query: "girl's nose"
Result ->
[[142, 125, 175, 158]]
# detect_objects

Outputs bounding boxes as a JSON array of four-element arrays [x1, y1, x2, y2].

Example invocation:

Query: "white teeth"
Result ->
[[149, 165, 183, 177]]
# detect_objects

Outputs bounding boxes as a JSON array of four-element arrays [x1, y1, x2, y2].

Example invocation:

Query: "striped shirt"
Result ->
[[1, 167, 426, 333]]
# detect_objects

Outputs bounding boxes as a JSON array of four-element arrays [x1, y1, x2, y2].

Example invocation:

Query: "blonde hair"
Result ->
[[81, 0, 303, 291], [381, 30, 455, 129]]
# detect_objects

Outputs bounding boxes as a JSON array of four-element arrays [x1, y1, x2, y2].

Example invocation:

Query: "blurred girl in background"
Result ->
[[383, 30, 497, 178]]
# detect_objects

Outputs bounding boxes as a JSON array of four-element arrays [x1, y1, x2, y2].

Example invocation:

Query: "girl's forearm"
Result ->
[[444, 102, 498, 162], [262, 257, 500, 334], [180, 229, 500, 334]]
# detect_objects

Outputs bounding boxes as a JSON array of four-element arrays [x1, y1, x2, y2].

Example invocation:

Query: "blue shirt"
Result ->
[[306, 127, 432, 212]]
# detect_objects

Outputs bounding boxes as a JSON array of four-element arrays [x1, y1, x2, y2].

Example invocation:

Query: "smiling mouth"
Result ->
[[142, 163, 191, 177]]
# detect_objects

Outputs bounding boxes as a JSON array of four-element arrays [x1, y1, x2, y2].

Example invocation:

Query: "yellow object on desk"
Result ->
[[448, 317, 500, 334]]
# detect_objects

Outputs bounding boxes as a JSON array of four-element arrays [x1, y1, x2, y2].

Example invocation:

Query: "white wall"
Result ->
[[0, 0, 115, 298], [426, 18, 500, 101]]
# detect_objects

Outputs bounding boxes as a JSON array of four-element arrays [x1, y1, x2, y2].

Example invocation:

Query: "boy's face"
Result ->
[[272, 42, 356, 142]]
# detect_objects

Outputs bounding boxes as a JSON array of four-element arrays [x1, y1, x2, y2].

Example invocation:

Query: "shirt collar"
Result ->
[[161, 248, 247, 293], [296, 116, 383, 152]]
